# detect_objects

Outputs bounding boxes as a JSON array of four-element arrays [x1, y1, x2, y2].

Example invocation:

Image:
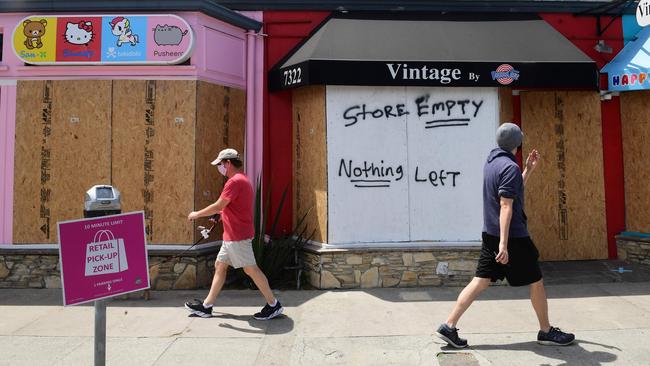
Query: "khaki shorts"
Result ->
[[217, 239, 257, 269]]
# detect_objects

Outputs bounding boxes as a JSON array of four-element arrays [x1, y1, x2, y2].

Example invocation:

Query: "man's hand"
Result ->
[[187, 211, 200, 220], [525, 149, 540, 172], [495, 242, 509, 264]]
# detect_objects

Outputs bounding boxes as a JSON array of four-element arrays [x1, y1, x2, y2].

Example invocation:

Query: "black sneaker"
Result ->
[[184, 299, 213, 318], [537, 326, 575, 346], [253, 301, 284, 320], [436, 323, 468, 348]]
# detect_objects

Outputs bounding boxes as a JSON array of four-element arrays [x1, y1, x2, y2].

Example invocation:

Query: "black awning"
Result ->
[[269, 17, 598, 90]]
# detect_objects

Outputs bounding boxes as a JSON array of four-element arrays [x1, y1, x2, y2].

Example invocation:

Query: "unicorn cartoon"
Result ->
[[109, 17, 139, 47]]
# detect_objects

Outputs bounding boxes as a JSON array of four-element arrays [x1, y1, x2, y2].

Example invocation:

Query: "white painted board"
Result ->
[[326, 86, 499, 244], [406, 87, 498, 241], [327, 86, 410, 243]]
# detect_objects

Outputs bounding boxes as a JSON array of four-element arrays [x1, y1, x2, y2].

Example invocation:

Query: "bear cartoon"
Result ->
[[23, 19, 47, 49]]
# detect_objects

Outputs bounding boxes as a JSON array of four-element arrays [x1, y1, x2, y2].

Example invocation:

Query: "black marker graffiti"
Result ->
[[343, 103, 409, 126], [414, 167, 461, 187], [415, 94, 484, 129], [554, 94, 569, 240], [143, 80, 156, 240], [338, 159, 404, 188]]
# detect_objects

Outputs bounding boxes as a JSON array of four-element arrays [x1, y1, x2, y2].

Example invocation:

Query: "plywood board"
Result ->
[[326, 86, 410, 244], [111, 80, 147, 216], [620, 91, 650, 233], [48, 80, 112, 243], [148, 80, 196, 244], [228, 88, 246, 158], [406, 87, 499, 241], [196, 82, 226, 241], [292, 85, 327, 243], [521, 91, 607, 260], [13, 81, 49, 243], [499, 87, 513, 124]]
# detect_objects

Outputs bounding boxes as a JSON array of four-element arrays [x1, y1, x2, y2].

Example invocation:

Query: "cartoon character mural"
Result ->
[[23, 19, 47, 49], [153, 24, 188, 46], [65, 21, 94, 46], [109, 17, 139, 47]]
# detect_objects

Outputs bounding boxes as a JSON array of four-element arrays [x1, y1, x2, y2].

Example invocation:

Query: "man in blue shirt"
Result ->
[[436, 123, 575, 348]]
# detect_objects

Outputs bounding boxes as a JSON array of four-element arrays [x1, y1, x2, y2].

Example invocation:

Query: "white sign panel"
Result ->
[[327, 86, 410, 243], [406, 87, 498, 241], [326, 86, 498, 245]]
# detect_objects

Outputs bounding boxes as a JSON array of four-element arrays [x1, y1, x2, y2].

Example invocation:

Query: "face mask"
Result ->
[[217, 164, 227, 176]]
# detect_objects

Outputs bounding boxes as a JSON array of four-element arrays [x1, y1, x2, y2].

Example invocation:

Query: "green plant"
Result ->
[[250, 177, 314, 287]]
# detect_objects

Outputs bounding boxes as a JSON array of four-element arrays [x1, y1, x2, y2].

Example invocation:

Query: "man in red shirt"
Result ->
[[184, 148, 283, 320]]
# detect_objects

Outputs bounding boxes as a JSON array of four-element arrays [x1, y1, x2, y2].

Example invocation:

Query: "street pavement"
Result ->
[[1, 261, 650, 366]]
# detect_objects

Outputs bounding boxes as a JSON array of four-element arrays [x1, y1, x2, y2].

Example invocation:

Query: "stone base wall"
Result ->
[[0, 247, 219, 290], [301, 245, 481, 288], [617, 235, 650, 265]]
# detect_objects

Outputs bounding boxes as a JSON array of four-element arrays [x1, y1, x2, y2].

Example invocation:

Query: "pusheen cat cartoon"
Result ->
[[65, 21, 94, 46], [109, 17, 139, 47]]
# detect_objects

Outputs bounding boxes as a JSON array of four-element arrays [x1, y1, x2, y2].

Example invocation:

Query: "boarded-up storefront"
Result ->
[[273, 15, 603, 288], [13, 80, 245, 245]]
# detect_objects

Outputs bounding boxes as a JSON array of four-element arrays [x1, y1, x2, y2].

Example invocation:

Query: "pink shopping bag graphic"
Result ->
[[85, 229, 128, 276], [58, 211, 149, 305]]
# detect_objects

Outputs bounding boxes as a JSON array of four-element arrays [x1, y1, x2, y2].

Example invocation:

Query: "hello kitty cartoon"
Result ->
[[109, 17, 139, 47], [65, 21, 94, 46]]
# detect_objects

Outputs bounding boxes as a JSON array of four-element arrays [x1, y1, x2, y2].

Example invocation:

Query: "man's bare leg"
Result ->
[[243, 265, 276, 304], [529, 279, 551, 332], [446, 277, 491, 328], [204, 261, 229, 305]]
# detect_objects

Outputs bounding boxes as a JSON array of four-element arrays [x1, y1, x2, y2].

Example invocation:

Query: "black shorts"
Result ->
[[475, 232, 543, 287]]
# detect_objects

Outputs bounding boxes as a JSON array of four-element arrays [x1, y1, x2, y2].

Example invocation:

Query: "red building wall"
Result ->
[[263, 11, 330, 235]]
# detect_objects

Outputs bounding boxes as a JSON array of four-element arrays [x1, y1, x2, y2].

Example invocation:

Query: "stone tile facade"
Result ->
[[0, 247, 219, 290], [616, 235, 650, 266], [301, 245, 481, 288]]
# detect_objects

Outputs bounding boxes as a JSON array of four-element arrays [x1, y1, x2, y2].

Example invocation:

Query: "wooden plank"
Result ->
[[147, 80, 196, 244], [41, 80, 112, 243], [620, 91, 650, 233], [195, 81, 226, 241], [111, 80, 147, 221], [292, 86, 327, 243], [499, 87, 513, 124], [13, 81, 48, 243], [521, 91, 607, 260]]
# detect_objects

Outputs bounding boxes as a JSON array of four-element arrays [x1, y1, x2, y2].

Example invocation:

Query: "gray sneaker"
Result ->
[[537, 326, 575, 346], [436, 323, 468, 348]]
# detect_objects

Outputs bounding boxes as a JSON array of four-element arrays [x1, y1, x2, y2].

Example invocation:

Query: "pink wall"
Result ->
[[0, 83, 16, 245], [0, 11, 262, 244], [241, 11, 264, 185]]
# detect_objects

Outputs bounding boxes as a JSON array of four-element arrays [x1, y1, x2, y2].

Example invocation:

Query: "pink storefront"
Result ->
[[0, 3, 264, 289]]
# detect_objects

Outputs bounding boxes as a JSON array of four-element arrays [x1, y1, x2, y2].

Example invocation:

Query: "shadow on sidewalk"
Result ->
[[209, 312, 295, 335], [468, 340, 621, 366]]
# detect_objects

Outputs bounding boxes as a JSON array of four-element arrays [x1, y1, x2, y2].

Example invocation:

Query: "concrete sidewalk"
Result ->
[[1, 280, 650, 366]]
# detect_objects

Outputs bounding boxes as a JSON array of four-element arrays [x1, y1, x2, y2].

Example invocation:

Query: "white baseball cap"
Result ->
[[211, 148, 240, 165]]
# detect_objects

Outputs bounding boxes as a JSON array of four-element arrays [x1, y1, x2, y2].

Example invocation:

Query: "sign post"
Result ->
[[58, 185, 149, 365]]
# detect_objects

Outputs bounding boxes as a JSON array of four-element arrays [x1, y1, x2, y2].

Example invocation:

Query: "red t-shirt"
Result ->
[[219, 172, 254, 241]]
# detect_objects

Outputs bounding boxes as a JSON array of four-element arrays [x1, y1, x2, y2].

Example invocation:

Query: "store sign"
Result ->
[[638, 0, 650, 27], [270, 60, 598, 91], [12, 14, 194, 65]]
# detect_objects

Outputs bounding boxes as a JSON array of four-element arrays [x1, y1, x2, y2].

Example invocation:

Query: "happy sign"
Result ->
[[12, 14, 194, 65]]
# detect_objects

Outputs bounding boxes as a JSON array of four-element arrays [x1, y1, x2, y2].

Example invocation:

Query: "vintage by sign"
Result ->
[[13, 14, 194, 65]]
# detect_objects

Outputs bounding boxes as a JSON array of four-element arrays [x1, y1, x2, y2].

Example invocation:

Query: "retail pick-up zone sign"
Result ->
[[13, 14, 194, 65]]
